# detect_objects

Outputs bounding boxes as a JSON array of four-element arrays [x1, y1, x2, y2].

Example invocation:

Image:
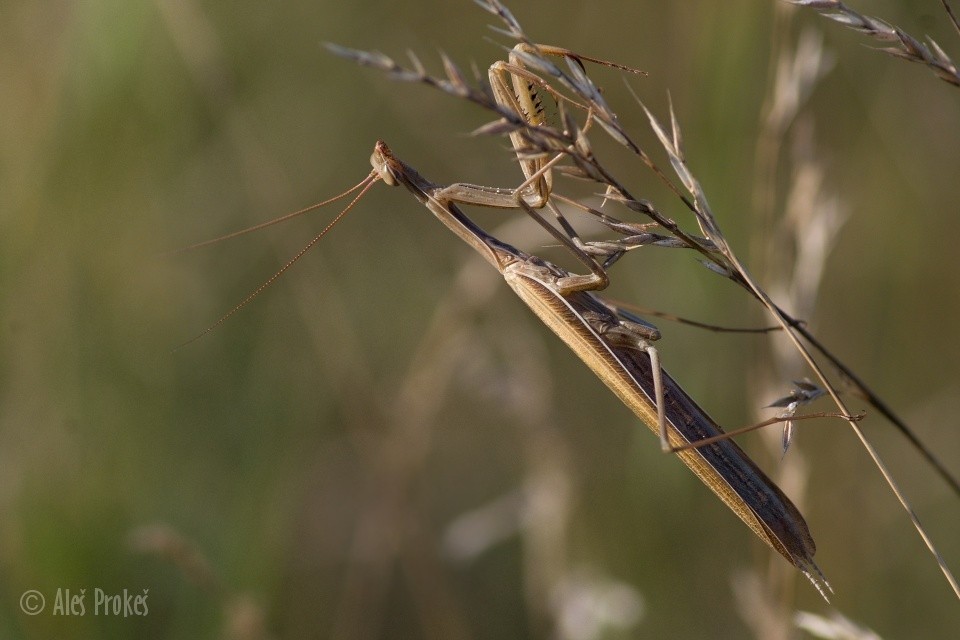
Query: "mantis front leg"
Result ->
[[431, 172, 609, 294], [487, 42, 644, 207], [486, 44, 641, 262]]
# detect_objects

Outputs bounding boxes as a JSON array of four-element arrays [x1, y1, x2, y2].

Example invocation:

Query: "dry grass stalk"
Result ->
[[791, 0, 960, 87], [738, 19, 841, 639]]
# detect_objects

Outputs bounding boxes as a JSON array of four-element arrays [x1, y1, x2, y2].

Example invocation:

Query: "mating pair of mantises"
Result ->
[[184, 43, 834, 596]]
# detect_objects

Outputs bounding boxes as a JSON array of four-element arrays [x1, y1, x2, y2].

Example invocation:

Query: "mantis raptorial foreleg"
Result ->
[[485, 43, 594, 208], [430, 169, 608, 293], [478, 43, 650, 260]]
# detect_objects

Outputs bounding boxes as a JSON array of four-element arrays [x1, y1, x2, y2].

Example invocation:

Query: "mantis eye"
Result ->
[[370, 150, 398, 186]]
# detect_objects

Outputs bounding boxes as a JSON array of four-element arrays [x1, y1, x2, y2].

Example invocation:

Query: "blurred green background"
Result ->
[[2, 0, 959, 638]]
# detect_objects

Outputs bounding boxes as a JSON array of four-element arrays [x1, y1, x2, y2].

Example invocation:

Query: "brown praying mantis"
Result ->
[[182, 40, 835, 598], [367, 137, 830, 597]]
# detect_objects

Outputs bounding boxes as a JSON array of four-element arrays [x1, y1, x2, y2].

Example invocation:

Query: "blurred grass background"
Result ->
[[2, 0, 959, 638]]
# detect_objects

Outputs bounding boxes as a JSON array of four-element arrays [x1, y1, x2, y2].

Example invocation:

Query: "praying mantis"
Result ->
[[365, 137, 829, 597], [358, 41, 830, 594], [184, 38, 831, 597]]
